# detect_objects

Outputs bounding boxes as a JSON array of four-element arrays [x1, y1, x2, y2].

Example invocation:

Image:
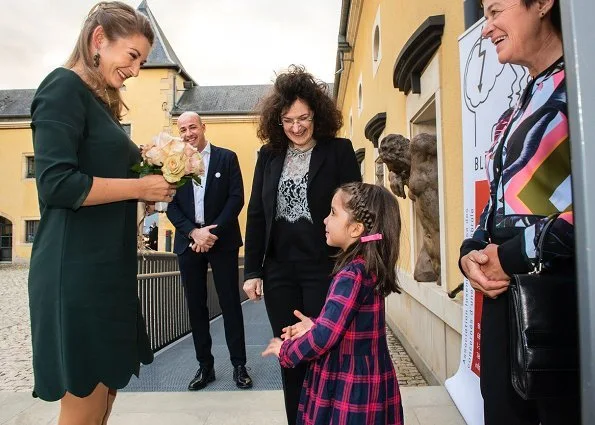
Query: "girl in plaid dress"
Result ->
[[263, 182, 404, 425]]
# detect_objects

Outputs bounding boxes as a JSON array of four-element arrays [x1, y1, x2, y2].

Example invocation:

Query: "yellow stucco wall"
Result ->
[[338, 0, 465, 292], [0, 124, 37, 261], [122, 68, 177, 141], [336, 0, 470, 384]]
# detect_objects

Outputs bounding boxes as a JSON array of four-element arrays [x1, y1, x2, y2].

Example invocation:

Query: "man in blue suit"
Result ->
[[167, 111, 252, 390]]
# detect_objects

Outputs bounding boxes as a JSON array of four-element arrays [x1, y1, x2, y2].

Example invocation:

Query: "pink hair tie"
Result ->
[[361, 233, 382, 243]]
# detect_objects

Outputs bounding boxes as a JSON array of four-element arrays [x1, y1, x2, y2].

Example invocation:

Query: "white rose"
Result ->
[[169, 139, 186, 154], [187, 152, 204, 176], [145, 146, 167, 166], [162, 153, 187, 183]]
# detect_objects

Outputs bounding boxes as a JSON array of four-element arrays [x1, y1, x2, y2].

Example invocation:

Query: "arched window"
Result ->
[[358, 81, 363, 115], [0, 217, 13, 262], [372, 8, 382, 76], [373, 26, 381, 63]]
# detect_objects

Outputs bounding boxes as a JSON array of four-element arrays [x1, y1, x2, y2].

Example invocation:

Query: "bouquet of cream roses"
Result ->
[[133, 132, 205, 211]]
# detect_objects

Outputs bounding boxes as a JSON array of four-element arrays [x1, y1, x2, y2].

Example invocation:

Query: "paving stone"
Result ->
[[386, 324, 428, 387], [0, 263, 427, 391], [0, 263, 33, 392]]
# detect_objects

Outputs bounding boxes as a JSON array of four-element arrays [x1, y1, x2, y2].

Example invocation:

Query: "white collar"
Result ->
[[200, 142, 211, 155]]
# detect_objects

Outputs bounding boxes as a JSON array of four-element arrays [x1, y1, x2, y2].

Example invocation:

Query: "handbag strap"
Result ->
[[533, 214, 560, 273]]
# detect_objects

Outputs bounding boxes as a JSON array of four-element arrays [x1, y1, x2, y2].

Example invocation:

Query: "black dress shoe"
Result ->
[[233, 365, 253, 389], [188, 365, 215, 391]]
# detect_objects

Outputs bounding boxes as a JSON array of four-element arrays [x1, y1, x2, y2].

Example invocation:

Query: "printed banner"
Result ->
[[444, 18, 528, 425]]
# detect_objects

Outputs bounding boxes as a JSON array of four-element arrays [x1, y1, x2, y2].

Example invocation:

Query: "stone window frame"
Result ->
[[357, 74, 364, 117], [372, 6, 382, 77], [24, 219, 39, 244], [405, 54, 447, 290], [24, 154, 35, 179]]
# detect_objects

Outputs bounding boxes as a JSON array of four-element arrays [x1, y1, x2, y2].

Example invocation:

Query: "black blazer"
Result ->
[[167, 144, 244, 255], [244, 137, 362, 280]]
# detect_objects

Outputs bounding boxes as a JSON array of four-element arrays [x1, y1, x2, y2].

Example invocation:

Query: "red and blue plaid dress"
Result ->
[[279, 257, 404, 425]]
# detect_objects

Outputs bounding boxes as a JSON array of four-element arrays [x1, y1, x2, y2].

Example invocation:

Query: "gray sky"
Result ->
[[0, 0, 342, 89]]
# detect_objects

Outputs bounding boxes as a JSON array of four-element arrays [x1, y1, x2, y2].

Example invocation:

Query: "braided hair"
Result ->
[[333, 182, 402, 297]]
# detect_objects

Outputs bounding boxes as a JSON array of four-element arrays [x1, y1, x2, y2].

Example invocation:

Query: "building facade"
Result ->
[[1, 0, 477, 388], [333, 0, 473, 384], [0, 1, 269, 261]]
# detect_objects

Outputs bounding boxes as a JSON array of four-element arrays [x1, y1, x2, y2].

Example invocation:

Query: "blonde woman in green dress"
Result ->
[[28, 2, 175, 424]]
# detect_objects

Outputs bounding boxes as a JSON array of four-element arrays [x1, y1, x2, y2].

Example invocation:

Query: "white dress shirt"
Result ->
[[193, 142, 211, 225]]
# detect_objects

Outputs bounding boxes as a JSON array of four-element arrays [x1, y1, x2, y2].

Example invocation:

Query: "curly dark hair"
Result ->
[[256, 65, 343, 152]]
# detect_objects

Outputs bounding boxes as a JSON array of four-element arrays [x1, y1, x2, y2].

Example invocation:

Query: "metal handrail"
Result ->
[[136, 251, 247, 352]]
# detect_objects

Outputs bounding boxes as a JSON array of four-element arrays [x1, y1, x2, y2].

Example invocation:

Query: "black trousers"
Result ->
[[178, 248, 246, 367], [480, 293, 581, 425], [263, 258, 334, 425]]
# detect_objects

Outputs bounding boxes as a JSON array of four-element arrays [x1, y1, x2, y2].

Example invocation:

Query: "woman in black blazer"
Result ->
[[243, 65, 361, 424]]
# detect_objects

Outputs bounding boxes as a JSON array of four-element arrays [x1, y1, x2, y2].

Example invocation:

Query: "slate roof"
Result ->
[[173, 83, 334, 115], [0, 89, 36, 119], [173, 85, 272, 115], [137, 0, 195, 84], [0, 85, 272, 119]]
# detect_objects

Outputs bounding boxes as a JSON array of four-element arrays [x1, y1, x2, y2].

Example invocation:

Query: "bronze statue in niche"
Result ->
[[379, 133, 441, 284]]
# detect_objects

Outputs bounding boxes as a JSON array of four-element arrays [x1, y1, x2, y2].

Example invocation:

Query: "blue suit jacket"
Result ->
[[166, 144, 244, 255]]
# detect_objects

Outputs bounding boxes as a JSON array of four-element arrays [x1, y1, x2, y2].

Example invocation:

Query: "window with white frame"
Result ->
[[373, 26, 381, 62], [357, 75, 364, 116], [372, 7, 382, 76], [25, 155, 35, 179], [25, 220, 39, 243]]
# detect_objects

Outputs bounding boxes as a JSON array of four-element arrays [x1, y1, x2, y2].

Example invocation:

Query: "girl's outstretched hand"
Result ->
[[280, 325, 293, 341], [262, 338, 283, 358], [288, 310, 314, 340]]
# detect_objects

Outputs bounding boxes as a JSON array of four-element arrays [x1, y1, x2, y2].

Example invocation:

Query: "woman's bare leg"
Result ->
[[101, 388, 117, 425], [58, 383, 110, 425]]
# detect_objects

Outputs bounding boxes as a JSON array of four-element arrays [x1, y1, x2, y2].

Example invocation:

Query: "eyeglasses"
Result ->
[[279, 115, 314, 127]]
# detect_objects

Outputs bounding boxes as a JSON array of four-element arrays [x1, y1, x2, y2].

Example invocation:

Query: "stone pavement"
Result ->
[[0, 263, 32, 392], [387, 326, 428, 387], [0, 387, 465, 425], [0, 262, 426, 393], [0, 262, 463, 424]]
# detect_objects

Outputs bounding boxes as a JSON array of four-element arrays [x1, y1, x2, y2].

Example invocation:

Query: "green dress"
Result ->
[[28, 68, 153, 401]]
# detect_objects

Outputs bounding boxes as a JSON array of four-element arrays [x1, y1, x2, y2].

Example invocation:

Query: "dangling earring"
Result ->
[[93, 52, 100, 67]]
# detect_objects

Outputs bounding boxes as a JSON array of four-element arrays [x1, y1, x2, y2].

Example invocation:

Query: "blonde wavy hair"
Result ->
[[64, 1, 154, 119]]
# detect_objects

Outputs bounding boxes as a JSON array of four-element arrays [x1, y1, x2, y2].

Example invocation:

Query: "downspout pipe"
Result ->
[[333, 0, 352, 101]]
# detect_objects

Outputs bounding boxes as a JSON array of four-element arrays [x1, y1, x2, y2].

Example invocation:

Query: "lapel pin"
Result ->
[[215, 172, 221, 178]]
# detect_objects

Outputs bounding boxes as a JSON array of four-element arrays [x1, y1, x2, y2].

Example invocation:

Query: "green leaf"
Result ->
[[131, 163, 163, 178]]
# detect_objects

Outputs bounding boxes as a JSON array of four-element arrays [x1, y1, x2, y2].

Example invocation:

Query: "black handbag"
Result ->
[[509, 215, 580, 400]]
